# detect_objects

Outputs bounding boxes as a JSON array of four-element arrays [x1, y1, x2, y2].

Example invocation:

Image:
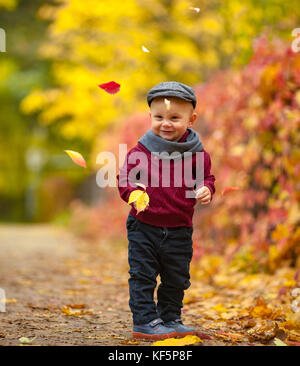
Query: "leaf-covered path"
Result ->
[[0, 224, 138, 346], [0, 224, 299, 346]]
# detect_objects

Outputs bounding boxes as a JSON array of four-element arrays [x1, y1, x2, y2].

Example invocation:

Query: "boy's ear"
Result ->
[[189, 112, 197, 126]]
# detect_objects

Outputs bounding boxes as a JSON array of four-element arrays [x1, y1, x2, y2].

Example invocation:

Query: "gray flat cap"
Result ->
[[147, 81, 197, 108]]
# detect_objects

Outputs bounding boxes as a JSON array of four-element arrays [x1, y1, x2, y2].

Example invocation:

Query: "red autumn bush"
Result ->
[[192, 35, 300, 272]]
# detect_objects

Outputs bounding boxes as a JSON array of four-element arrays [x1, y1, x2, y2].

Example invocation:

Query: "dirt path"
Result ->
[[0, 224, 295, 346], [0, 224, 215, 346], [0, 224, 137, 346]]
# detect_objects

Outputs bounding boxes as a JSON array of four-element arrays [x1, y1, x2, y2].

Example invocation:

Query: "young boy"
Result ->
[[117, 81, 215, 340]]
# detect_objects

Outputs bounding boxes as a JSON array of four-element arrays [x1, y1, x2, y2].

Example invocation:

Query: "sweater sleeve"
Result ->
[[116, 146, 142, 205], [194, 150, 216, 201]]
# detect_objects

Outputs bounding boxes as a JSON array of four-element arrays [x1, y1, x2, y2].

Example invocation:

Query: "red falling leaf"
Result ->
[[221, 186, 241, 196], [98, 81, 121, 94]]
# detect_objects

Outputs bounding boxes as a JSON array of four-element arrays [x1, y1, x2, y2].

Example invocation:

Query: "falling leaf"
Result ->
[[221, 186, 240, 196], [142, 45, 150, 53], [189, 7, 200, 13], [98, 81, 120, 94], [274, 338, 287, 346], [64, 150, 87, 168], [19, 336, 36, 344], [152, 335, 203, 346], [164, 98, 171, 110]]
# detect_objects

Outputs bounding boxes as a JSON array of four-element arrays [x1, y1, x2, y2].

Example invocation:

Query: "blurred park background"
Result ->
[[0, 0, 299, 273]]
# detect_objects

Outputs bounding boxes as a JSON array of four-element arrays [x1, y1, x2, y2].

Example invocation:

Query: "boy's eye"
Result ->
[[154, 115, 179, 120]]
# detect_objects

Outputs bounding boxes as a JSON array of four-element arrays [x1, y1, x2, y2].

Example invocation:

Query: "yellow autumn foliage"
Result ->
[[19, 0, 299, 148]]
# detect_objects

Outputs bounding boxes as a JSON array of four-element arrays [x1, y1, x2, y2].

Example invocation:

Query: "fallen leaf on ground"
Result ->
[[65, 303, 86, 309], [61, 305, 92, 316], [248, 297, 282, 320], [5, 298, 17, 303], [152, 335, 203, 346], [212, 304, 230, 313], [215, 331, 245, 342], [121, 339, 140, 345], [274, 338, 287, 346], [19, 336, 36, 344], [247, 320, 278, 342], [288, 330, 300, 341]]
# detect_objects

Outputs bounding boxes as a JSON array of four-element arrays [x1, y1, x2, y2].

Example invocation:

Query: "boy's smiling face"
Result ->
[[149, 96, 197, 142]]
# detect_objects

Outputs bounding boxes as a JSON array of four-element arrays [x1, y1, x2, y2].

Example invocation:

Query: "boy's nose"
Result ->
[[162, 119, 172, 127]]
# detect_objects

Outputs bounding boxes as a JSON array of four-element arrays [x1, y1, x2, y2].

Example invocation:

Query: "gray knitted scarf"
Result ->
[[138, 128, 204, 160]]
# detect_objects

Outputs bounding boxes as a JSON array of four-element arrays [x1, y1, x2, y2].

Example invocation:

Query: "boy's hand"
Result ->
[[194, 186, 211, 205]]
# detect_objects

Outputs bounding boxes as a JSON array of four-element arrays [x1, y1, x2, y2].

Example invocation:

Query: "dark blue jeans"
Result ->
[[126, 213, 193, 325]]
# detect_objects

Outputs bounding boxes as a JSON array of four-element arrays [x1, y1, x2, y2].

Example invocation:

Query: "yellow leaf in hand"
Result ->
[[152, 335, 203, 346], [135, 192, 149, 214], [64, 150, 87, 168], [128, 189, 150, 214], [128, 190, 144, 205]]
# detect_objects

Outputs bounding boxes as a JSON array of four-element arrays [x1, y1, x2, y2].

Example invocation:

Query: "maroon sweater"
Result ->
[[116, 129, 216, 227]]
